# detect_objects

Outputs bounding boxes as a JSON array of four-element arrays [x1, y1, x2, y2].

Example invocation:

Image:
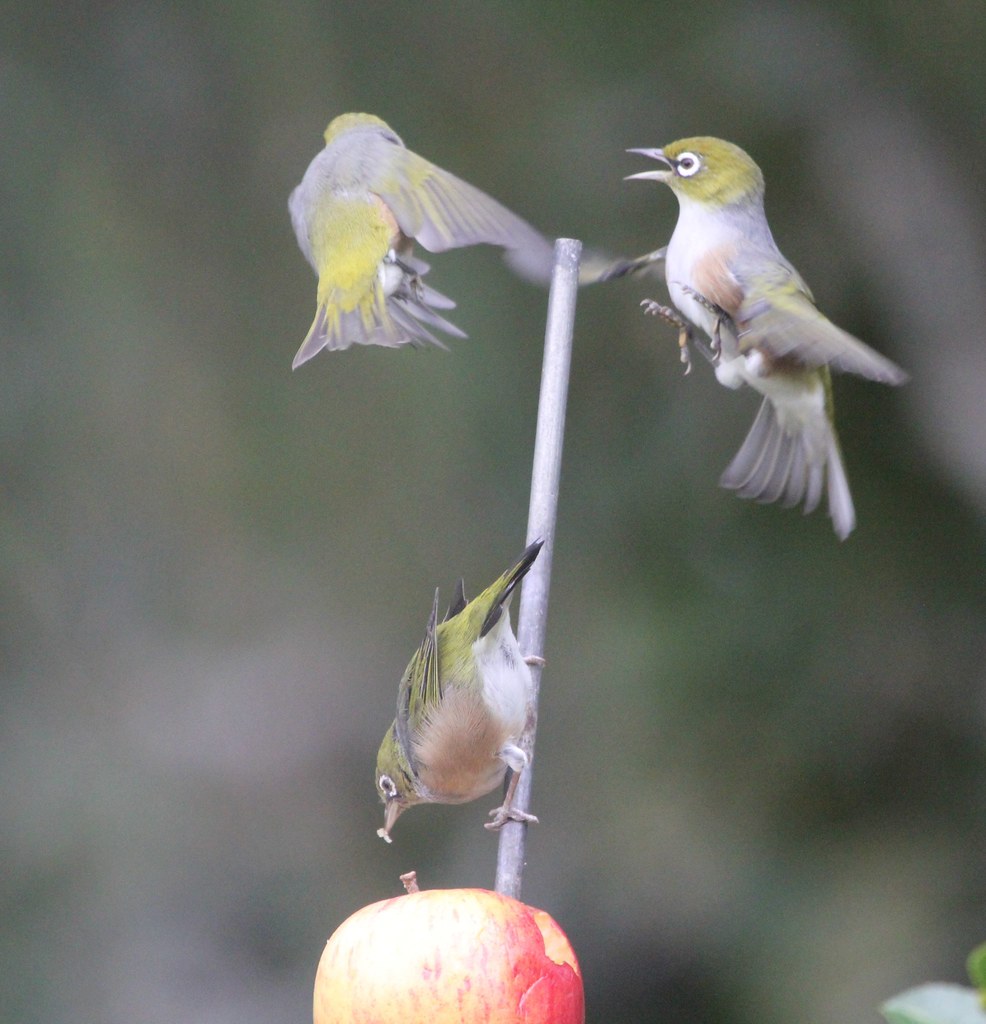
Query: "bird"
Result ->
[[627, 136, 908, 539], [374, 540, 543, 842], [288, 113, 556, 368]]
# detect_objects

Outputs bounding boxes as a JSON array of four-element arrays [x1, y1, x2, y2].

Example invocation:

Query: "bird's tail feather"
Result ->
[[292, 283, 466, 368], [478, 540, 544, 639], [720, 397, 856, 539]]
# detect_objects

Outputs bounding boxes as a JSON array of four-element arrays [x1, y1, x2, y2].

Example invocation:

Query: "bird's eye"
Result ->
[[675, 152, 701, 177], [379, 774, 397, 799]]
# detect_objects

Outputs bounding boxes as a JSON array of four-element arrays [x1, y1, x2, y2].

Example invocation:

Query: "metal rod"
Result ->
[[494, 238, 581, 899]]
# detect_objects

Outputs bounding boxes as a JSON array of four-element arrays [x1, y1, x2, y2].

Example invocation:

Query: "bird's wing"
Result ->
[[731, 258, 908, 385], [401, 589, 443, 737], [361, 139, 555, 282], [288, 181, 316, 270], [737, 284, 907, 384]]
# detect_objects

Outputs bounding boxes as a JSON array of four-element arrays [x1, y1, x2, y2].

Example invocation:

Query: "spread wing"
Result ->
[[731, 255, 908, 385], [738, 285, 907, 384], [357, 135, 555, 282]]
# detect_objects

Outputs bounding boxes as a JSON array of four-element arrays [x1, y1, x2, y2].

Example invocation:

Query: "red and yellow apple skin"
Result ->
[[313, 888, 584, 1024]]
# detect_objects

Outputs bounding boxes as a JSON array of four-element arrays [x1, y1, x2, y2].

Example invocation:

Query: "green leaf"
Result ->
[[880, 984, 986, 1024], [968, 943, 986, 994]]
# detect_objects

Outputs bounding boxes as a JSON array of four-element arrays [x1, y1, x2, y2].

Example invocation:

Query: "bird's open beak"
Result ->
[[625, 148, 672, 181]]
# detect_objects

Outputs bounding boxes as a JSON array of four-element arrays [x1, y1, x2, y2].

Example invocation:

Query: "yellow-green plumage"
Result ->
[[660, 137, 764, 207], [628, 136, 908, 538], [375, 541, 542, 842], [289, 113, 555, 367], [309, 197, 398, 325], [322, 112, 390, 145]]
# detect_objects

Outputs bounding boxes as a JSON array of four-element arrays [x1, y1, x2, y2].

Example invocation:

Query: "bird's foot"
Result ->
[[404, 271, 425, 301], [679, 286, 731, 363], [389, 252, 424, 298], [485, 805, 539, 831], [524, 654, 546, 668], [679, 284, 726, 319], [592, 246, 667, 282], [484, 759, 536, 831], [641, 299, 693, 375]]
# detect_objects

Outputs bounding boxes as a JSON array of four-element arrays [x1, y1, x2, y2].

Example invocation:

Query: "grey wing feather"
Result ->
[[288, 181, 316, 270], [363, 141, 555, 282], [397, 588, 442, 751], [739, 292, 909, 384], [730, 252, 908, 384]]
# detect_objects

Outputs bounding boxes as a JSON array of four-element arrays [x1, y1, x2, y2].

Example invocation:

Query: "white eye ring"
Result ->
[[675, 152, 701, 177], [379, 774, 397, 798]]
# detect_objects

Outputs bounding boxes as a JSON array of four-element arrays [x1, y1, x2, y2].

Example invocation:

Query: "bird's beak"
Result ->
[[625, 148, 672, 181], [376, 799, 405, 843]]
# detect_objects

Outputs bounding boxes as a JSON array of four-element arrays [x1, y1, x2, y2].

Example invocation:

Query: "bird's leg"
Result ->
[[679, 286, 731, 363], [524, 654, 545, 668], [485, 742, 538, 831], [390, 252, 424, 299], [641, 299, 694, 375], [485, 768, 539, 831]]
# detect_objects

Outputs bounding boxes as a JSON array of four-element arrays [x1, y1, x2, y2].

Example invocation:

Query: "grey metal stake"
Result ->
[[494, 238, 581, 899]]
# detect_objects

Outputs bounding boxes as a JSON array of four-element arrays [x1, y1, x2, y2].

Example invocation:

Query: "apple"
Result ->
[[313, 887, 584, 1024]]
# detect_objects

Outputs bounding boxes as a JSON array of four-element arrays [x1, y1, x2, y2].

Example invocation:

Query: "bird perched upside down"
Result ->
[[627, 136, 908, 539], [288, 113, 556, 368], [375, 541, 543, 842]]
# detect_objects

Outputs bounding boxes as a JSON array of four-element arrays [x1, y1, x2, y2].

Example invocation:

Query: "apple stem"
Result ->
[[399, 871, 420, 894], [495, 238, 581, 900]]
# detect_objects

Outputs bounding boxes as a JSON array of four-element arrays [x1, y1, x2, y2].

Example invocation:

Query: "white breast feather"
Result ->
[[472, 610, 530, 739]]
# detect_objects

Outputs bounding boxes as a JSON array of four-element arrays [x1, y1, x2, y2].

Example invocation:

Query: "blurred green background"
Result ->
[[4, 2, 985, 1022]]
